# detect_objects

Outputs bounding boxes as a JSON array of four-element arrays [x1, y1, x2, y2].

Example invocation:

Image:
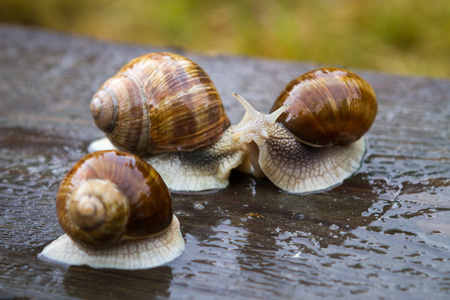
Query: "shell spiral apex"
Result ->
[[66, 179, 129, 245]]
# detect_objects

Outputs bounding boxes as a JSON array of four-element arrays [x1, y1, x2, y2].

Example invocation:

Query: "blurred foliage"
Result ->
[[1, 0, 449, 78]]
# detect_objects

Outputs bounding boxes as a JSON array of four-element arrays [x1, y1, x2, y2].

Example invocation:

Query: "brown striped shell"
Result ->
[[270, 68, 377, 147], [56, 150, 172, 249], [90, 52, 230, 156]]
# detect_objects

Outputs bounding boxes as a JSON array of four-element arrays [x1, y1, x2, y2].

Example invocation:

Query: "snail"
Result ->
[[88, 52, 246, 192], [39, 150, 185, 270], [232, 67, 377, 194]]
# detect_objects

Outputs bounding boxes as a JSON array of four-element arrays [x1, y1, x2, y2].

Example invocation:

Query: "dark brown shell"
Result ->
[[56, 150, 172, 249], [270, 68, 377, 147], [90, 52, 230, 156]]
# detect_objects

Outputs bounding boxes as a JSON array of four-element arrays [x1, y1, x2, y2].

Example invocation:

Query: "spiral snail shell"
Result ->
[[88, 52, 247, 192], [232, 67, 377, 194], [39, 150, 185, 269], [270, 67, 377, 147], [90, 52, 230, 155]]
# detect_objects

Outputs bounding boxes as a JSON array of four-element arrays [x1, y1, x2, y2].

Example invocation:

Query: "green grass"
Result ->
[[1, 0, 449, 78]]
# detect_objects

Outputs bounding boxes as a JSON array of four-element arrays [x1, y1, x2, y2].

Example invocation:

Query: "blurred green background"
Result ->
[[1, 0, 449, 78]]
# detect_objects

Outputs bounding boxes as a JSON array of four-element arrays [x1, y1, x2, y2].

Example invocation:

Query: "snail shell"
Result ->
[[270, 67, 377, 147], [232, 68, 377, 193], [39, 150, 185, 269], [90, 52, 230, 156]]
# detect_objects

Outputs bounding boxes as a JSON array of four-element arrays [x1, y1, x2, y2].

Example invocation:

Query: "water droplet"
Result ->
[[193, 203, 204, 210], [330, 224, 339, 230]]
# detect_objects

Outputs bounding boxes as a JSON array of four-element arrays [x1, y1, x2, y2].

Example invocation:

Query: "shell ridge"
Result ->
[[101, 87, 119, 133], [121, 71, 151, 153]]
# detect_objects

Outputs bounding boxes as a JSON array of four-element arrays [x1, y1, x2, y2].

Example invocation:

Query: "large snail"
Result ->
[[88, 52, 246, 192], [232, 67, 377, 194], [39, 150, 185, 269]]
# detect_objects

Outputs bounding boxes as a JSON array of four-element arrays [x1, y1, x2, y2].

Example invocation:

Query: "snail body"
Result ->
[[88, 52, 246, 191], [232, 68, 377, 194], [39, 150, 185, 269]]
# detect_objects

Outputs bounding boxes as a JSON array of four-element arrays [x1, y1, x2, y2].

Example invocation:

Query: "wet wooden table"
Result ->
[[0, 25, 449, 299]]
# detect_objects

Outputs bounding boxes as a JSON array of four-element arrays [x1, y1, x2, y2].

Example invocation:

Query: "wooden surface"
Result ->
[[0, 25, 449, 299]]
